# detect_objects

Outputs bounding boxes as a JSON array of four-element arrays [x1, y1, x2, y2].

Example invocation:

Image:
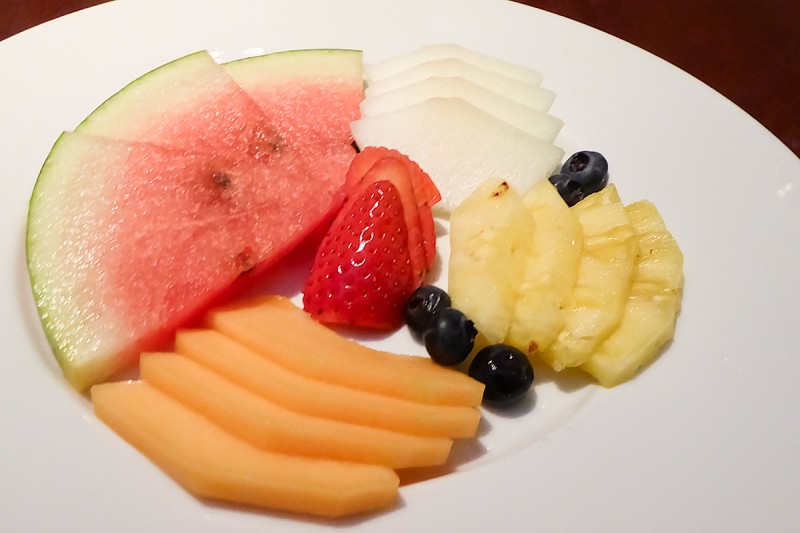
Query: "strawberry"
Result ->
[[346, 147, 440, 269], [357, 157, 426, 284], [346, 147, 441, 207], [302, 179, 416, 329]]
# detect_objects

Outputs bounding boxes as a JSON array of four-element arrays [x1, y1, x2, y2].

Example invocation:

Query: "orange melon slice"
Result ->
[[140, 352, 452, 468], [175, 329, 481, 438], [91, 381, 399, 518], [207, 296, 484, 406]]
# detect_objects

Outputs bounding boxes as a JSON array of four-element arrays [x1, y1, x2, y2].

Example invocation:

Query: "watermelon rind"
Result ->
[[26, 48, 364, 391]]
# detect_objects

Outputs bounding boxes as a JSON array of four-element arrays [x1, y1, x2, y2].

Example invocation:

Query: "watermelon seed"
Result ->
[[212, 172, 232, 189]]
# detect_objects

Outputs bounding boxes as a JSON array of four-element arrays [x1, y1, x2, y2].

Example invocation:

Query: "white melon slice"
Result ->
[[366, 43, 543, 86], [364, 59, 555, 110], [351, 97, 565, 214], [360, 77, 563, 142]]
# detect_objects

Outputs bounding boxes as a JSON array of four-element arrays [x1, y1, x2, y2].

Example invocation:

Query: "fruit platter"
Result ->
[[2, 0, 799, 531]]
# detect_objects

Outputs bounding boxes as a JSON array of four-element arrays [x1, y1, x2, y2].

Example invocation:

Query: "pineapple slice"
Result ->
[[448, 179, 533, 344], [541, 185, 637, 370], [506, 179, 583, 357], [582, 201, 684, 386]]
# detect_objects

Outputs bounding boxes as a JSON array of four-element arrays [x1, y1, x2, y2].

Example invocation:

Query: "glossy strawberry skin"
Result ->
[[302, 180, 415, 329], [346, 147, 440, 269]]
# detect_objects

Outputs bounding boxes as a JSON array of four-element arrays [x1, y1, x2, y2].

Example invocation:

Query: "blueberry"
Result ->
[[548, 173, 584, 207], [561, 150, 609, 196], [404, 285, 452, 336], [423, 308, 477, 366], [468, 344, 534, 406]]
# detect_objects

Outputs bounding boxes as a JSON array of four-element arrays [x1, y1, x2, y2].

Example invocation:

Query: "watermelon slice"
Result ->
[[26, 50, 363, 391], [224, 49, 363, 145]]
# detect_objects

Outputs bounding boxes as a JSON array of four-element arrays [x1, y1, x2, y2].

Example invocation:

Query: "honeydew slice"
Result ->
[[140, 353, 452, 468], [207, 296, 484, 407], [582, 201, 684, 386], [351, 97, 564, 214], [360, 77, 562, 141], [176, 329, 480, 438], [91, 381, 399, 518], [366, 43, 544, 86], [364, 59, 554, 110], [506, 179, 583, 356], [542, 185, 638, 370]]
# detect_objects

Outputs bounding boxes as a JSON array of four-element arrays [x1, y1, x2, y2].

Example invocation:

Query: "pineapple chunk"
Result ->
[[582, 201, 684, 386], [542, 185, 637, 370], [506, 179, 583, 356], [448, 179, 533, 344]]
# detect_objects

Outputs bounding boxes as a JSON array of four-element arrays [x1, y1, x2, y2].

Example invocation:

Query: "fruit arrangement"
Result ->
[[24, 42, 683, 519], [92, 297, 483, 517], [448, 152, 684, 386]]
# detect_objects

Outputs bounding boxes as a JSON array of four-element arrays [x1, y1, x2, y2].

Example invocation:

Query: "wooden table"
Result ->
[[2, 0, 798, 157]]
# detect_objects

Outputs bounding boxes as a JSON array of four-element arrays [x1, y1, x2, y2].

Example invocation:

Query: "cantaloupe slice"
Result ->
[[207, 296, 485, 407], [140, 352, 452, 468], [176, 329, 481, 438], [91, 381, 400, 518]]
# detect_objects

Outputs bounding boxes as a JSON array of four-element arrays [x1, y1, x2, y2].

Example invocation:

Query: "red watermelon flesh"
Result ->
[[76, 51, 281, 159], [26, 49, 363, 391], [27, 132, 352, 391], [224, 49, 363, 145]]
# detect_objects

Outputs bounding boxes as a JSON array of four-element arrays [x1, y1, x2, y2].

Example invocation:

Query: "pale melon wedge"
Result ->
[[351, 97, 564, 213], [140, 353, 452, 468], [364, 59, 552, 110], [506, 179, 583, 356], [448, 179, 534, 344], [207, 296, 484, 407], [91, 381, 399, 517], [366, 43, 543, 85], [542, 185, 638, 370], [176, 329, 480, 438], [582, 201, 684, 386], [359, 77, 561, 140]]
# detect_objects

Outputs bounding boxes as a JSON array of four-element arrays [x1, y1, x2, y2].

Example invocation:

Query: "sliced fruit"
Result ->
[[27, 133, 349, 390], [506, 179, 583, 356], [365, 43, 544, 86], [344, 147, 439, 266], [448, 179, 534, 344], [360, 77, 562, 140], [582, 201, 684, 386], [344, 146, 441, 207], [176, 329, 480, 438], [302, 179, 417, 329], [140, 353, 452, 468], [364, 59, 552, 110], [27, 50, 358, 390], [353, 158, 428, 281], [91, 381, 399, 517], [223, 48, 363, 145], [351, 98, 564, 213], [207, 296, 485, 407], [541, 185, 638, 370], [75, 51, 276, 157]]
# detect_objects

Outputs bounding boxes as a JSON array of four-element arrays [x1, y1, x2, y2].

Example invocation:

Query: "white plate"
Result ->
[[1, 0, 798, 531]]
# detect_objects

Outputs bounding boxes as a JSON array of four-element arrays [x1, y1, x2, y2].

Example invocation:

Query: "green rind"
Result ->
[[75, 51, 213, 135], [223, 48, 363, 82]]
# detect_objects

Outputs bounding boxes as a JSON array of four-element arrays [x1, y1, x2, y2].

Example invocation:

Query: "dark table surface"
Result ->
[[2, 0, 798, 158]]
